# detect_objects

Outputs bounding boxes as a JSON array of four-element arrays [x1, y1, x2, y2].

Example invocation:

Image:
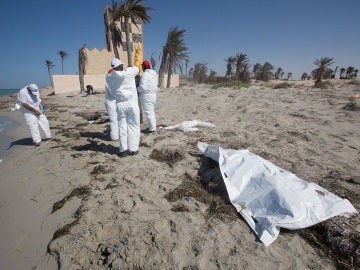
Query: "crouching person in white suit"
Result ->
[[107, 58, 140, 158], [138, 60, 157, 133], [17, 83, 51, 146]]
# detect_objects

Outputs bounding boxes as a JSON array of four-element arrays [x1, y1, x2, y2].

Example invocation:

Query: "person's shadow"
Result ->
[[7, 138, 33, 149], [72, 139, 118, 154]]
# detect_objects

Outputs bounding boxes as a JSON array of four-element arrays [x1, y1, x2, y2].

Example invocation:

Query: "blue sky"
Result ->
[[0, 0, 359, 89]]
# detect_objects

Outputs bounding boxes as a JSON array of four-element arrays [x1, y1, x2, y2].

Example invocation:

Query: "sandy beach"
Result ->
[[0, 80, 359, 269]]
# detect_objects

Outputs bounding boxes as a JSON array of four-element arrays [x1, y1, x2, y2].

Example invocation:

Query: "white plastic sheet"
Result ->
[[163, 120, 216, 132], [198, 142, 358, 246]]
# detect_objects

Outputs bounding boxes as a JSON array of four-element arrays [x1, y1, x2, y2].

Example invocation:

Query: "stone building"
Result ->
[[52, 6, 178, 94]]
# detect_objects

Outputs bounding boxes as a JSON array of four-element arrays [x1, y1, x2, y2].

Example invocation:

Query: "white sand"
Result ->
[[0, 80, 359, 269]]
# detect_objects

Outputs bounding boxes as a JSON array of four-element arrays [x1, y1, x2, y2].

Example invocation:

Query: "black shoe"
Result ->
[[129, 150, 139, 156], [142, 128, 156, 134], [117, 150, 129, 158]]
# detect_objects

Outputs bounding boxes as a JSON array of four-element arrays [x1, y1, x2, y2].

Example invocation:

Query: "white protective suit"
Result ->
[[17, 86, 51, 144], [138, 69, 158, 131], [105, 75, 119, 140], [107, 66, 140, 152]]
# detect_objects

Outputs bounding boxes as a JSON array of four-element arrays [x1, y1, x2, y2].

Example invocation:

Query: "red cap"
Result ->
[[142, 60, 151, 69]]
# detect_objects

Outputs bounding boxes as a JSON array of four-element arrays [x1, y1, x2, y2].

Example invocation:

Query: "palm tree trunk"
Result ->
[[112, 39, 119, 59], [78, 45, 87, 93], [158, 54, 167, 88], [124, 17, 133, 66], [166, 70, 172, 88], [47, 69, 53, 87]]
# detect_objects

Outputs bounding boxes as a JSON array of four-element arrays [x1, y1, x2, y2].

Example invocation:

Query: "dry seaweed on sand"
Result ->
[[51, 186, 90, 213], [75, 111, 106, 121], [149, 146, 186, 166], [48, 206, 85, 259], [341, 100, 360, 111], [90, 164, 115, 175], [300, 218, 360, 270], [165, 169, 238, 221]]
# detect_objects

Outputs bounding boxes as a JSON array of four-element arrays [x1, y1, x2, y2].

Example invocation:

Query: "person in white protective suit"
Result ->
[[138, 60, 158, 133], [17, 83, 51, 146], [104, 59, 120, 141], [107, 58, 140, 157]]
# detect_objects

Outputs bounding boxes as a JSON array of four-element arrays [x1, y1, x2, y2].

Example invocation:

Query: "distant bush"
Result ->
[[273, 82, 293, 89], [211, 80, 250, 90], [313, 81, 332, 89], [347, 79, 360, 86]]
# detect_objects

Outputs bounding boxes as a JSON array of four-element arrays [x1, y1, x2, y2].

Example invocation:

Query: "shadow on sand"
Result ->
[[7, 137, 33, 149]]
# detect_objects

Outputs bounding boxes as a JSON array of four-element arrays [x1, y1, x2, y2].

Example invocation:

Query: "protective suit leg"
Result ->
[[127, 100, 140, 152], [140, 93, 156, 131], [116, 100, 140, 153], [23, 112, 41, 143], [105, 99, 119, 140], [38, 114, 51, 139], [117, 101, 128, 152]]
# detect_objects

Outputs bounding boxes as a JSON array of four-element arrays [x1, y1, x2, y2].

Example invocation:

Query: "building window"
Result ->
[[120, 22, 132, 33], [122, 42, 133, 52], [132, 33, 142, 43]]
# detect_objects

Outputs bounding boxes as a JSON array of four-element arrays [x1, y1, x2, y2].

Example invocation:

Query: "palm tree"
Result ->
[[113, 0, 152, 66], [209, 70, 217, 82], [150, 52, 156, 70], [235, 53, 249, 82], [260, 62, 274, 82], [339, 67, 346, 79], [192, 63, 207, 83], [252, 63, 262, 80], [58, 50, 68, 74], [346, 66, 355, 79], [189, 67, 194, 78], [287, 72, 292, 80], [158, 26, 189, 88], [280, 71, 284, 79], [104, 1, 123, 58], [324, 68, 334, 80], [311, 57, 335, 83], [275, 67, 283, 80], [333, 66, 338, 78], [78, 44, 87, 93], [185, 59, 189, 78], [45, 60, 54, 87], [225, 56, 236, 79], [301, 72, 308, 80]]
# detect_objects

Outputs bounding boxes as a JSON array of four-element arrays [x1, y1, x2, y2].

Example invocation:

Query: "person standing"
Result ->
[[106, 58, 140, 157], [17, 83, 51, 146], [104, 59, 120, 141], [138, 60, 158, 133]]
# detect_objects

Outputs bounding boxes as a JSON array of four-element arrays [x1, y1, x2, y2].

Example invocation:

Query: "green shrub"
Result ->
[[313, 81, 332, 89]]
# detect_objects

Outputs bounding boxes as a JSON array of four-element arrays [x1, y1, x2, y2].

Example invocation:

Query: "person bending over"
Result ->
[[17, 84, 51, 146], [86, 85, 94, 95]]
